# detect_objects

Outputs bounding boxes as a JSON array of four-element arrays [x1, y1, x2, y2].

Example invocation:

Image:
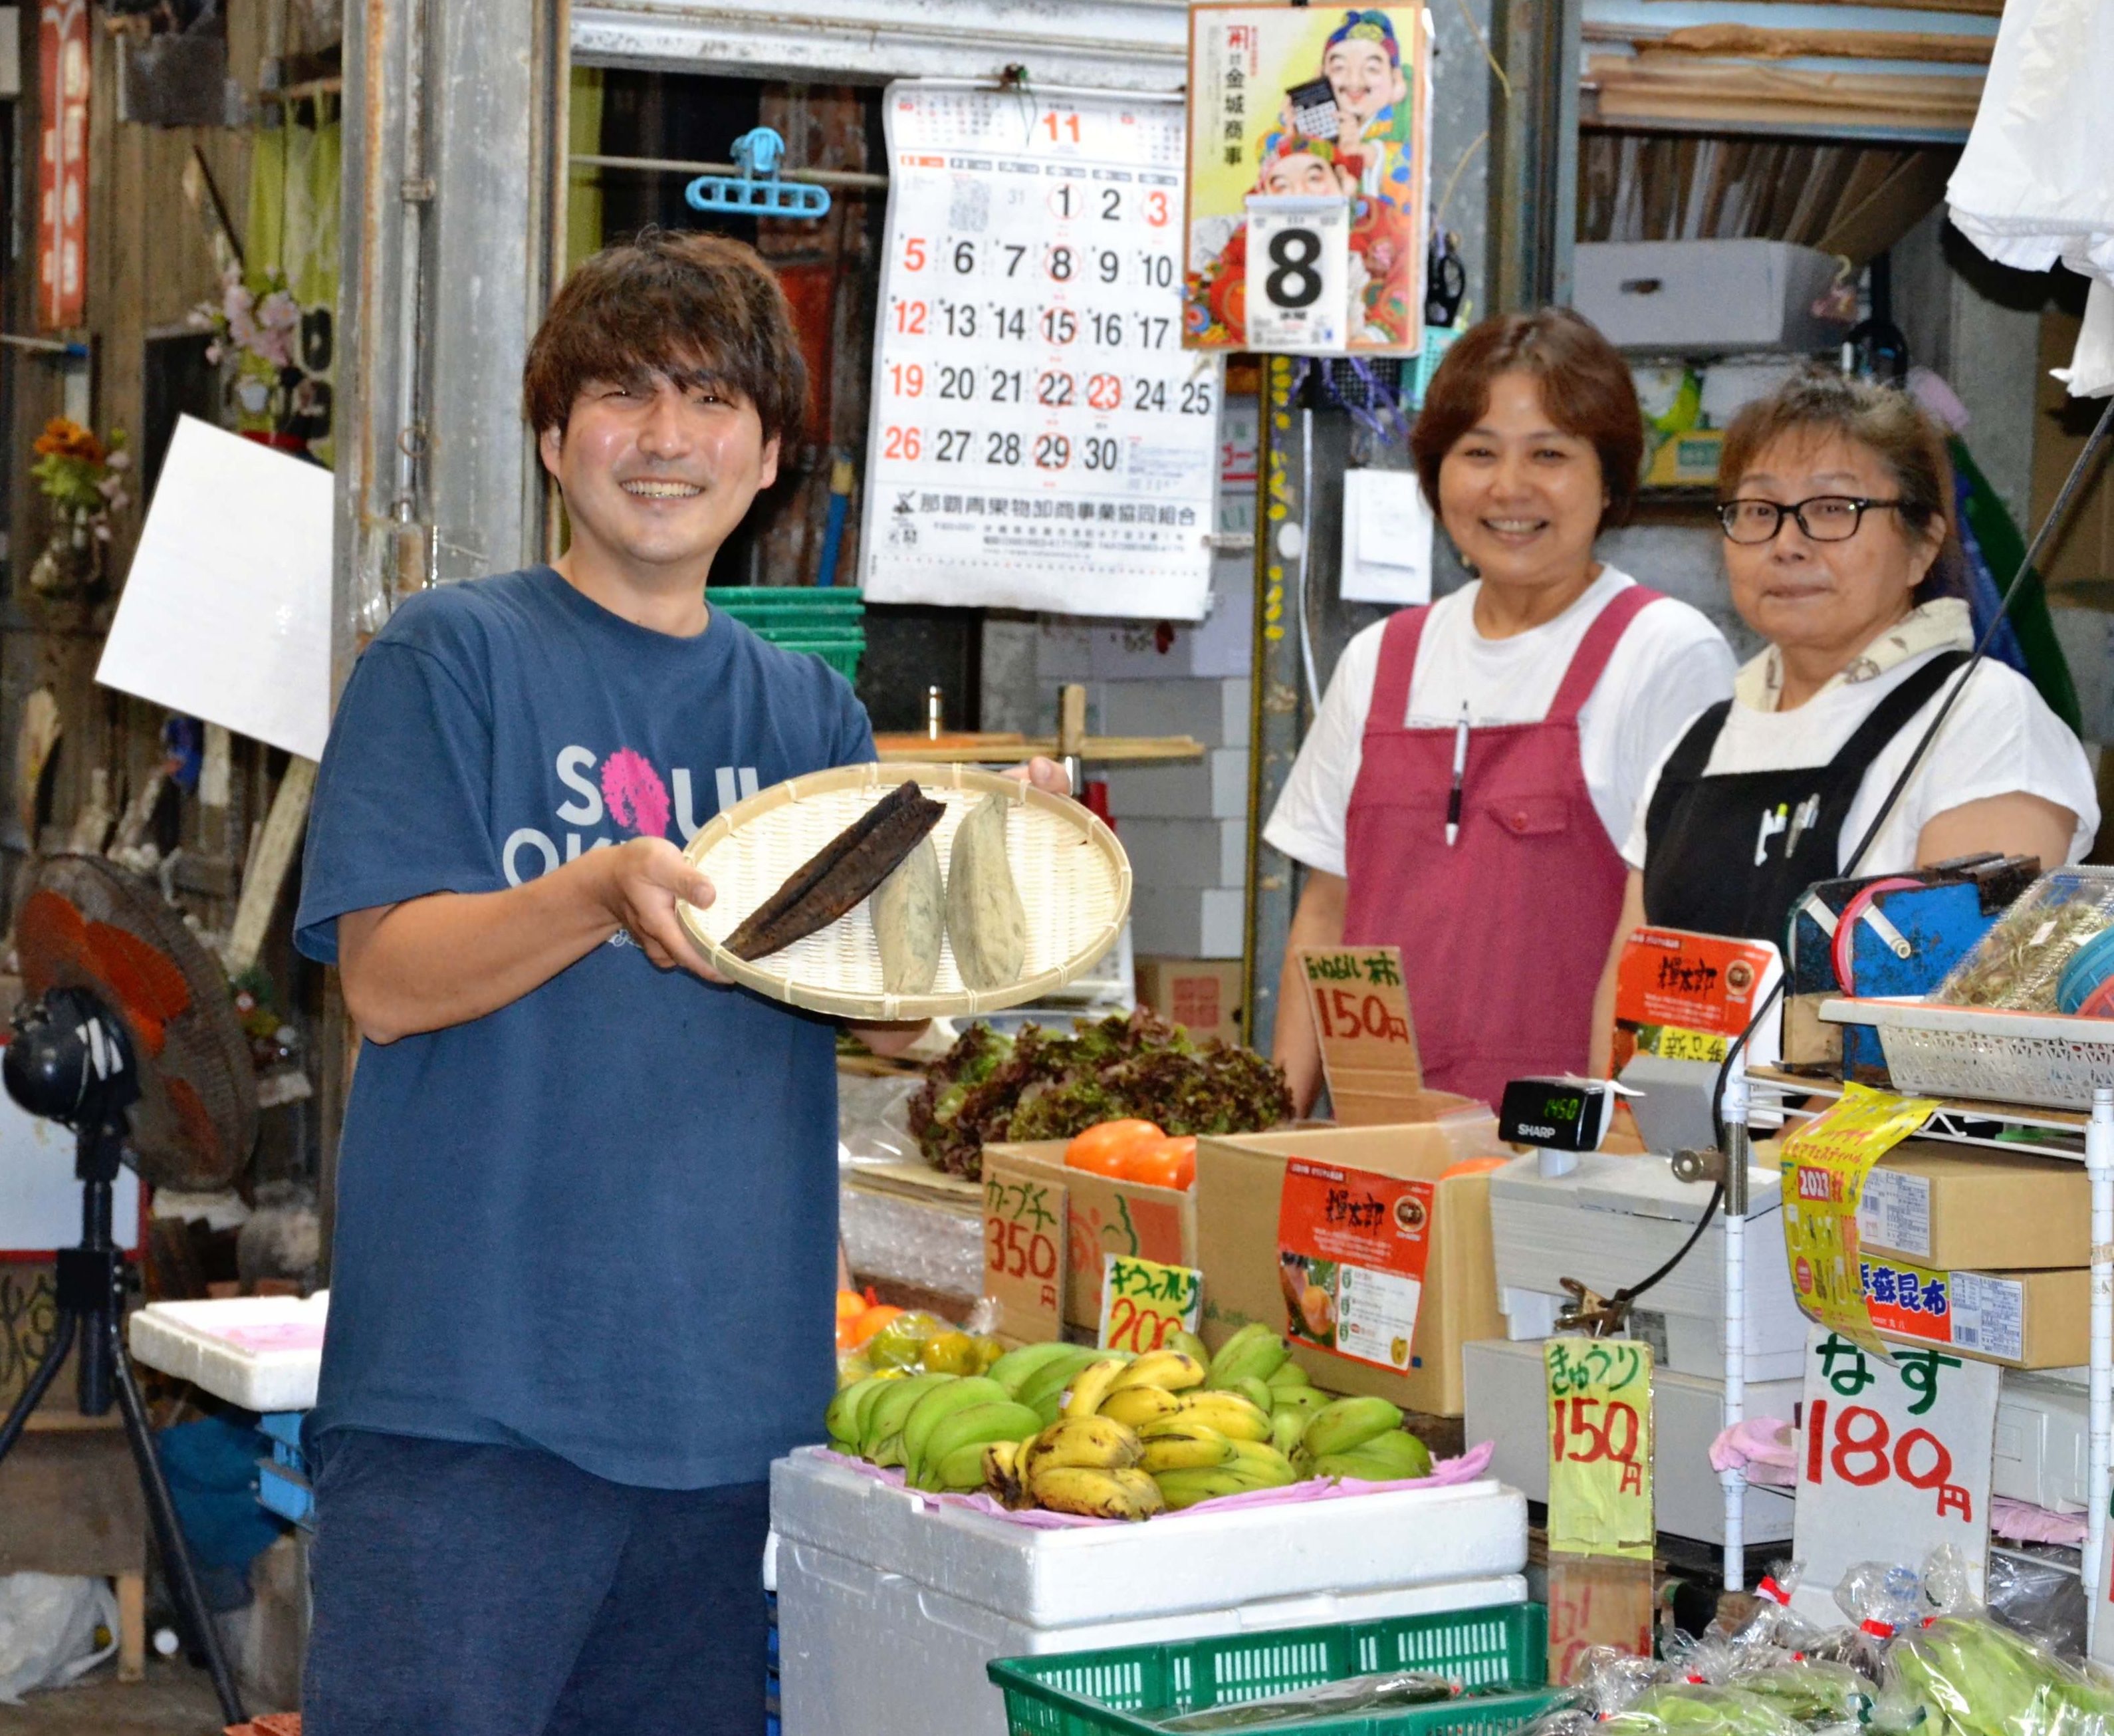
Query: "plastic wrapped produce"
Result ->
[[1601, 1684, 1809, 1736], [1931, 868, 2114, 1012], [1875, 1612, 2114, 1736]]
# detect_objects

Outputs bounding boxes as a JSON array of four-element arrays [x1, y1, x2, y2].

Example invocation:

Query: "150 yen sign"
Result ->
[[1546, 1338, 1653, 1560], [1789, 1325, 1996, 1627]]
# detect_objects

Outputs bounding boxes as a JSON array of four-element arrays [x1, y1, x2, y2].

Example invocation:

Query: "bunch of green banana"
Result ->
[[1153, 1439, 1300, 1509], [1205, 1322, 1288, 1390], [854, 1371, 956, 1466], [1012, 1346, 1131, 1427], [1309, 1429, 1432, 1483], [899, 1377, 1043, 1492], [1291, 1395, 1430, 1481]]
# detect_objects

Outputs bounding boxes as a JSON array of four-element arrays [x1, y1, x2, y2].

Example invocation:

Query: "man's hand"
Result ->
[[594, 836, 727, 981], [1005, 755, 1072, 798]]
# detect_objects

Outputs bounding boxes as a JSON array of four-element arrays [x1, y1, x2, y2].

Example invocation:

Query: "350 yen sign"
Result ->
[[983, 1173, 1068, 1342]]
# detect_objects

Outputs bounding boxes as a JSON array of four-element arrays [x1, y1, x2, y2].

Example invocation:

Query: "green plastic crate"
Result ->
[[989, 1604, 1554, 1736], [751, 630, 865, 682], [706, 586, 865, 632]]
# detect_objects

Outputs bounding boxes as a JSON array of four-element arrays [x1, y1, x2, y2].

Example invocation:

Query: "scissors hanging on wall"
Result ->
[[685, 128, 833, 221]]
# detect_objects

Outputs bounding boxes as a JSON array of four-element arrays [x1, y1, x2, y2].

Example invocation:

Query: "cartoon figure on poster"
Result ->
[[1185, 6, 1429, 354]]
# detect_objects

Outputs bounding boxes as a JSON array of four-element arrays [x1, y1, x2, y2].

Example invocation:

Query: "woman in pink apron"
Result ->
[[1265, 310, 1736, 1110]]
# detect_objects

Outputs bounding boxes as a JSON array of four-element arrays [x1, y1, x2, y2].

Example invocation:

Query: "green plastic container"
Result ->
[[706, 588, 865, 680], [988, 1604, 1555, 1736]]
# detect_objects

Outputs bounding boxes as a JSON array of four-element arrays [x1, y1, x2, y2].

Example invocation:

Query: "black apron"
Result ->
[[1641, 650, 1969, 947]]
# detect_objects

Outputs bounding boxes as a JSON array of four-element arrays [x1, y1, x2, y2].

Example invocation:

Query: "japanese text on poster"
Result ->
[[863, 83, 1219, 618], [1778, 1084, 1937, 1352], [1098, 1253, 1204, 1352], [1790, 1326, 1995, 1628], [1185, 5, 1430, 354], [1612, 928, 1782, 1072], [1277, 1157, 1432, 1371], [1545, 1337, 1654, 1560]]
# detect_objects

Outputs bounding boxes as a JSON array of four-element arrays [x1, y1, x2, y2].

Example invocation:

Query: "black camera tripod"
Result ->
[[0, 987, 244, 1725]]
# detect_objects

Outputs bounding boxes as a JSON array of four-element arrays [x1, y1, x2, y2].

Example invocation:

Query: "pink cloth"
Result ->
[[814, 1439, 1498, 1529], [1708, 1416, 1798, 1487], [1991, 1497, 2088, 1548]]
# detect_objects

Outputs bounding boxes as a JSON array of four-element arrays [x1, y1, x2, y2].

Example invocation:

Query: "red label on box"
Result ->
[[1615, 928, 1776, 1037], [1276, 1158, 1433, 1372]]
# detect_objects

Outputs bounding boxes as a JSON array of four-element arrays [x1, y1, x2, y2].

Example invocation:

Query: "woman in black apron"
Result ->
[[1586, 373, 2095, 1072]]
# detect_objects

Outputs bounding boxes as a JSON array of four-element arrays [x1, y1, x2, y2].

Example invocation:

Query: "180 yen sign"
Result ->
[[1788, 1326, 1996, 1626]]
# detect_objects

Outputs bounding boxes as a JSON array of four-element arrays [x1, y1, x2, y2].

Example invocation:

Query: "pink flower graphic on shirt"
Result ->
[[600, 748, 671, 838]]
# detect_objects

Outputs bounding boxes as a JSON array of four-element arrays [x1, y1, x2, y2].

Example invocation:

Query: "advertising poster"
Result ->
[[1185, 5, 1431, 355]]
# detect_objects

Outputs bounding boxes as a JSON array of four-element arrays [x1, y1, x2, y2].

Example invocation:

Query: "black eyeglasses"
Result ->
[[1717, 496, 1904, 545]]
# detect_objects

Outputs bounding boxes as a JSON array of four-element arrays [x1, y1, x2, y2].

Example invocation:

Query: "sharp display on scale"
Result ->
[[862, 83, 1221, 620]]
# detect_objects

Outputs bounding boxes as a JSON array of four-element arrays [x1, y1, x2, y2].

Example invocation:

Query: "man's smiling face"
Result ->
[[538, 367, 780, 583]]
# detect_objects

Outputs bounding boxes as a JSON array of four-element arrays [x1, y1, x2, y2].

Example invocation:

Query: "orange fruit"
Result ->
[[836, 1290, 868, 1320], [1065, 1119, 1163, 1177], [1119, 1135, 1197, 1191], [843, 1303, 905, 1349]]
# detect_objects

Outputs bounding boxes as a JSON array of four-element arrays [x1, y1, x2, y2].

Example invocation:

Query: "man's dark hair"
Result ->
[[523, 229, 808, 446]]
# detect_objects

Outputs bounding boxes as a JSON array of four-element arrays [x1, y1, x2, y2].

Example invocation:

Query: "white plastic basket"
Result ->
[[1820, 996, 2114, 1110]]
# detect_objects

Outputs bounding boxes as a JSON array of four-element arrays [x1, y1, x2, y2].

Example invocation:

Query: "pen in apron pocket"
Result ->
[[1445, 703, 1469, 847]]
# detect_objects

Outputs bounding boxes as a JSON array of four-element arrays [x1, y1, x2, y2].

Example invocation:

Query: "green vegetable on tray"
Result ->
[[1601, 1685, 1807, 1736], [907, 1008, 1293, 1180]]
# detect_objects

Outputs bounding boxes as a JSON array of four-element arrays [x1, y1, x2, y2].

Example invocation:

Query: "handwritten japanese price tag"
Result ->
[[1545, 1337, 1654, 1560], [1098, 1253, 1203, 1352], [1779, 1084, 1938, 1352], [862, 82, 1219, 618], [1277, 1157, 1432, 1371], [1547, 1556, 1655, 1682], [983, 1172, 1069, 1346], [1790, 1325, 1996, 1628], [1297, 945, 1422, 1124]]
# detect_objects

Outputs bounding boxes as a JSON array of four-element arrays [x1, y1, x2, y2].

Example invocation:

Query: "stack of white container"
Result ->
[[771, 1446, 1528, 1736]]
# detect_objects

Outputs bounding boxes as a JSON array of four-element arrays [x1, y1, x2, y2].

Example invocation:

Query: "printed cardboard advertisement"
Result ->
[[1855, 1143, 2089, 1271], [981, 1140, 1196, 1334], [1195, 1106, 1505, 1415], [1855, 1255, 2086, 1370], [1184, 5, 1430, 354], [1612, 927, 1782, 1072]]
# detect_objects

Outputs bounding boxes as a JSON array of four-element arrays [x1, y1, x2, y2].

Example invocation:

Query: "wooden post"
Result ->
[[116, 1570, 145, 1682]]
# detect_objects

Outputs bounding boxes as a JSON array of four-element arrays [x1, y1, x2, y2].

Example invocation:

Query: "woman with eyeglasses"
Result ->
[[1587, 371, 2098, 1072]]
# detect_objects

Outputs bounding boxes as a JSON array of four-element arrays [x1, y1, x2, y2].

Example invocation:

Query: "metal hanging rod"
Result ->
[[570, 152, 888, 192]]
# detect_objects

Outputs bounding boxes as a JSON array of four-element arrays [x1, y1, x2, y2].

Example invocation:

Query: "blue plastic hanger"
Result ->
[[685, 128, 832, 221]]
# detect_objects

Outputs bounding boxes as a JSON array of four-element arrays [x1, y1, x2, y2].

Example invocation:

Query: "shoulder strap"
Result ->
[[1365, 605, 1430, 738], [1660, 699, 1733, 787], [1549, 584, 1665, 721], [1828, 650, 1973, 774]]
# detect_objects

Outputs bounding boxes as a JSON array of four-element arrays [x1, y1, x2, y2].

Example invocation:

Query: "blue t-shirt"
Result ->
[[294, 566, 875, 1489]]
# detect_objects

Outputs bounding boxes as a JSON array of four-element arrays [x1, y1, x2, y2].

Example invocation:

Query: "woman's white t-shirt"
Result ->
[[1265, 568, 1737, 877], [1621, 647, 2102, 874]]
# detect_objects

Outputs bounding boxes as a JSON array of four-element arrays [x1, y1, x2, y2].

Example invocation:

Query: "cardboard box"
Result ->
[[1195, 1106, 1506, 1416], [1574, 239, 1849, 355], [1856, 1142, 2089, 1271], [1136, 956, 1245, 1047], [1643, 428, 1722, 489], [981, 1140, 1197, 1335], [1863, 1259, 2086, 1370]]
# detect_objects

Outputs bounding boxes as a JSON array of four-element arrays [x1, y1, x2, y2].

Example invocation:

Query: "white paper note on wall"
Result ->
[[1341, 468, 1433, 606], [96, 416, 334, 761]]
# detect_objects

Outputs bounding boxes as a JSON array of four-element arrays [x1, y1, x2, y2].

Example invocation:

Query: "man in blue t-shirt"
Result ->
[[294, 231, 1060, 1734]]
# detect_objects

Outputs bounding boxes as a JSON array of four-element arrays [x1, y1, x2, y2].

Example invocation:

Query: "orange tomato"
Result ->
[[842, 1303, 904, 1349], [836, 1290, 869, 1321], [1065, 1118, 1163, 1177], [1118, 1134, 1197, 1191]]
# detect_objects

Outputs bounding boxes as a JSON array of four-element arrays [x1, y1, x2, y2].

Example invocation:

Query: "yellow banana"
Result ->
[[983, 1438, 1022, 1497], [1060, 1358, 1129, 1420], [1172, 1392, 1273, 1443], [1030, 1465, 1165, 1521], [1139, 1424, 1236, 1473], [1099, 1385, 1185, 1430], [1022, 1415, 1143, 1482], [1110, 1350, 1207, 1394]]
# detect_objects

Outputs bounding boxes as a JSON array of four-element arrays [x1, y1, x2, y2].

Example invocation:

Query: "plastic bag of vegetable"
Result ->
[[1875, 1608, 2114, 1736]]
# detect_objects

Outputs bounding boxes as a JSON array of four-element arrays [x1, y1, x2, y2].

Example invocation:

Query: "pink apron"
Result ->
[[1341, 586, 1662, 1106]]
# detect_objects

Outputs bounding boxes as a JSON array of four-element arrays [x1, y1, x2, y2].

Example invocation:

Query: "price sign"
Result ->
[[1779, 1084, 1937, 1352], [862, 83, 1219, 618], [1098, 1253, 1203, 1352], [1545, 1337, 1654, 1560], [1298, 945, 1422, 1125], [1546, 1555, 1655, 1683], [1790, 1325, 1996, 1628], [1243, 197, 1350, 354], [983, 1171, 1068, 1346]]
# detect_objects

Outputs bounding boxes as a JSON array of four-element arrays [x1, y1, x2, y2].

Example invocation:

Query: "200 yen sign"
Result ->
[[1550, 1396, 1646, 1496], [1804, 1397, 1972, 1521]]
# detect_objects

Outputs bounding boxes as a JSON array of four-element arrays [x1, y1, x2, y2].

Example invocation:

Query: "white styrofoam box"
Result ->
[[1462, 1337, 1798, 1547], [1487, 1152, 1805, 1382], [1104, 749, 1248, 821], [1117, 818, 1246, 891], [771, 1447, 1527, 1630], [0, 1080, 142, 1252], [128, 1293, 328, 1412], [1130, 888, 1245, 959], [1100, 679, 1252, 750], [780, 1535, 1524, 1736], [1574, 241, 1851, 356], [1994, 1373, 2089, 1513]]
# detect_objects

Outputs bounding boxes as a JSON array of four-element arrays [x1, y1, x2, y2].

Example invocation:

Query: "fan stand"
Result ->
[[0, 1105, 246, 1726]]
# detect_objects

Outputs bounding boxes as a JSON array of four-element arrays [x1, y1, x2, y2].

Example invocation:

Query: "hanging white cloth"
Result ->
[[1946, 0, 2114, 397]]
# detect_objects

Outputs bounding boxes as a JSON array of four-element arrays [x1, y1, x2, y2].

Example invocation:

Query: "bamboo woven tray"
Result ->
[[677, 762, 1131, 1021]]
